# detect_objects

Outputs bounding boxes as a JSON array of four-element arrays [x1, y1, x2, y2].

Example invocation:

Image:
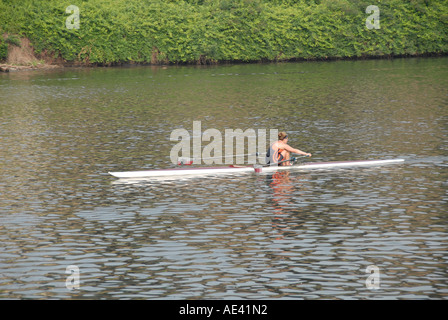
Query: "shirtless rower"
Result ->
[[266, 132, 311, 166]]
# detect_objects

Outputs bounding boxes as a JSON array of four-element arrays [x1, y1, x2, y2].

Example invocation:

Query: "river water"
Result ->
[[0, 57, 447, 299]]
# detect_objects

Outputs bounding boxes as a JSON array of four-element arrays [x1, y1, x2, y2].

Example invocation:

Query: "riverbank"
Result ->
[[1, 0, 447, 67], [1, 51, 446, 73], [0, 64, 59, 72], [0, 37, 64, 72]]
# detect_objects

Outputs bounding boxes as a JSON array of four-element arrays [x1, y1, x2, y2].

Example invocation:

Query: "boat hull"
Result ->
[[109, 159, 404, 179]]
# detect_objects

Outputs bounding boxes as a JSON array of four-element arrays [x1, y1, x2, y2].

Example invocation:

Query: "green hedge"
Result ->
[[0, 0, 447, 64], [0, 40, 8, 61]]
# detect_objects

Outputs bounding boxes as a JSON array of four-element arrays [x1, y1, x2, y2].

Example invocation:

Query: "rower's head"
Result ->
[[278, 132, 288, 141]]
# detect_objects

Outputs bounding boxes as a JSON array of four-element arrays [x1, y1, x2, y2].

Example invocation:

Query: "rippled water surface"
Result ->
[[1, 58, 447, 299]]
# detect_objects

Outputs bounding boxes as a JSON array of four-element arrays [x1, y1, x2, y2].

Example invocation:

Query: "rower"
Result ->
[[265, 132, 312, 166]]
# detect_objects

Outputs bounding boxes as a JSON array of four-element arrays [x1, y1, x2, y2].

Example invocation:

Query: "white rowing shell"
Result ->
[[109, 159, 404, 179]]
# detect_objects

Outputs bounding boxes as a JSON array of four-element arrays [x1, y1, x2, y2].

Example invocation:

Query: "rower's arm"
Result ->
[[283, 144, 312, 157]]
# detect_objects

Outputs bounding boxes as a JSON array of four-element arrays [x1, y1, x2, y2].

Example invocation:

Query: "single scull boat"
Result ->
[[108, 158, 404, 179]]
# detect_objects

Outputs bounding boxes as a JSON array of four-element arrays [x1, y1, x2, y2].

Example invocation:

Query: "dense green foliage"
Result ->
[[0, 42, 7, 61], [0, 0, 447, 64]]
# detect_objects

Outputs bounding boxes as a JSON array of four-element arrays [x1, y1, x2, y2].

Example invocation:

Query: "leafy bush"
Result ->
[[5, 35, 21, 47], [0, 0, 446, 65], [0, 40, 8, 61]]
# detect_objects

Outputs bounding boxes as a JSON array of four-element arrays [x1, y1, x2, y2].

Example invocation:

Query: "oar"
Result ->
[[178, 152, 261, 165]]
